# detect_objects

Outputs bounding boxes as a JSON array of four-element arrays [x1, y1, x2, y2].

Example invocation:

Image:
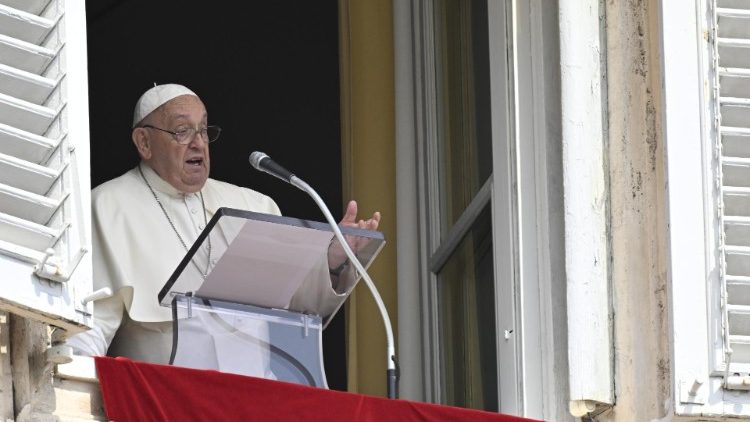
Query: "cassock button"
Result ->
[[198, 224, 205, 230], [191, 209, 198, 214]]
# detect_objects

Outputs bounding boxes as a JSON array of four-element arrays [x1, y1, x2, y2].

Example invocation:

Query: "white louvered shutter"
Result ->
[[0, 0, 92, 332]]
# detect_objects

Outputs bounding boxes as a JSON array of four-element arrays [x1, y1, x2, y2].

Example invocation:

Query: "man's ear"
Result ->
[[132, 128, 152, 160]]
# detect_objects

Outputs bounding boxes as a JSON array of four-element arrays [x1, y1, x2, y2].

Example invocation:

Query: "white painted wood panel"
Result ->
[[0, 0, 92, 330], [0, 0, 51, 16]]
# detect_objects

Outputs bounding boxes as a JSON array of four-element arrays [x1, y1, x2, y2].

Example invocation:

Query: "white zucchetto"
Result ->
[[132, 84, 197, 128]]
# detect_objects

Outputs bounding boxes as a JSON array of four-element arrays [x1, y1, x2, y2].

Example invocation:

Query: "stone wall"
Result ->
[[1, 313, 104, 421], [601, 0, 670, 420]]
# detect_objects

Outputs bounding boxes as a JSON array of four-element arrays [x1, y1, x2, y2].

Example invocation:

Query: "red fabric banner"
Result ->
[[95, 357, 543, 422]]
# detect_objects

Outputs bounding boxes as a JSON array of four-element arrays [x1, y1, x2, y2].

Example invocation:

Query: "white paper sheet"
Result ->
[[196, 218, 333, 309]]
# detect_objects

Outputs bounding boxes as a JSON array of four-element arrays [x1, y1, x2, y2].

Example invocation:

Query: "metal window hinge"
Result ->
[[679, 379, 706, 404], [75, 287, 113, 316], [34, 247, 87, 283]]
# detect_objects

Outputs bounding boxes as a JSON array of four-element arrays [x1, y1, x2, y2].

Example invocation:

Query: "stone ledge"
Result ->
[[56, 356, 97, 383]]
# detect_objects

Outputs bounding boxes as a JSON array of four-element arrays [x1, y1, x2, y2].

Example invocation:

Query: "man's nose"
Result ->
[[187, 131, 208, 148]]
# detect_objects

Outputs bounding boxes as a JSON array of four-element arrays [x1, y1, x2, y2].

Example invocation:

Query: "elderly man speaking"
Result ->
[[67, 84, 379, 365]]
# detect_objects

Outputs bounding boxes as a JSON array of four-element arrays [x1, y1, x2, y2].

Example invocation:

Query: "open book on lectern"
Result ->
[[157, 207, 385, 326]]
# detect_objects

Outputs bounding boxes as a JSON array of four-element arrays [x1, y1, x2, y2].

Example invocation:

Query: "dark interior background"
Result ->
[[85, 1, 347, 390]]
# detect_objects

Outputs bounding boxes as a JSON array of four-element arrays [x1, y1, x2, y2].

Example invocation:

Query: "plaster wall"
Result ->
[[600, 0, 670, 420]]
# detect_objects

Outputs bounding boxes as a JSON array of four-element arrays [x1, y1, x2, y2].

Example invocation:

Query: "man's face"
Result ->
[[135, 95, 211, 193]]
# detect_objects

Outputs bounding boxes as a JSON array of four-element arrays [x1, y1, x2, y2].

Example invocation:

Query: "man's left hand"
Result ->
[[328, 200, 380, 277]]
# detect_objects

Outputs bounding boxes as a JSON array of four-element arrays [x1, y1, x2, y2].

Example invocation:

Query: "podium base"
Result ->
[[170, 294, 327, 388]]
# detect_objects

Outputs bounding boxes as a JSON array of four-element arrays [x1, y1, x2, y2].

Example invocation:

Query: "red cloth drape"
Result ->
[[95, 357, 542, 422]]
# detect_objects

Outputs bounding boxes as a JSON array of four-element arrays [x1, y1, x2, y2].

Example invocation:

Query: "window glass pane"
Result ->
[[437, 204, 497, 411], [434, 0, 492, 236]]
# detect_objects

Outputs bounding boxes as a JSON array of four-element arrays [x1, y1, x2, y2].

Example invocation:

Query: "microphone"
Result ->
[[248, 151, 399, 399], [249, 151, 295, 184]]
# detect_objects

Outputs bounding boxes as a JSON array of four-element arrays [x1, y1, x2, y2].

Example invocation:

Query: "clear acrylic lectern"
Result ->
[[158, 207, 385, 388]]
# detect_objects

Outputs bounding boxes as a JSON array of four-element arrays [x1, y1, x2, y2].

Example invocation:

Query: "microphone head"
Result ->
[[249, 151, 269, 170]]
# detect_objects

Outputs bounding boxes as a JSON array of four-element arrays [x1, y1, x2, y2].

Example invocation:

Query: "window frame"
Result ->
[[402, 0, 567, 418]]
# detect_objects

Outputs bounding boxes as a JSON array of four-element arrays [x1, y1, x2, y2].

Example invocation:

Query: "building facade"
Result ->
[[0, 0, 744, 421]]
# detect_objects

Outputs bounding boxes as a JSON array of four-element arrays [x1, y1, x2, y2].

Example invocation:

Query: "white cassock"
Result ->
[[67, 163, 353, 369]]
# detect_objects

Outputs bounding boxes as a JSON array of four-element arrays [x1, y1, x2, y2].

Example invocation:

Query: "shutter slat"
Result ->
[[730, 335, 750, 345], [0, 0, 51, 16], [725, 245, 750, 255], [722, 157, 750, 188], [720, 104, 750, 128], [720, 67, 750, 77], [717, 8, 750, 40], [723, 186, 750, 217], [0, 63, 59, 105], [0, 33, 56, 74], [721, 96, 750, 106], [718, 8, 750, 18], [723, 186, 750, 195], [728, 306, 750, 335], [0, 92, 60, 135], [0, 240, 47, 264], [727, 276, 750, 308], [728, 307, 750, 338], [720, 74, 750, 99], [0, 4, 57, 45], [0, 211, 60, 251], [0, 152, 61, 195], [721, 126, 750, 136], [723, 156, 750, 166], [719, 37, 750, 48], [0, 182, 65, 224], [0, 123, 59, 164]]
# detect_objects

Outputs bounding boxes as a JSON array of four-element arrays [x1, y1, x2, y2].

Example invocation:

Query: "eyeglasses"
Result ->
[[141, 124, 222, 145]]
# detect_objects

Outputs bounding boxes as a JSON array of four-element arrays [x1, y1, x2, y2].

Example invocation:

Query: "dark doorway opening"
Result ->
[[85, 0, 346, 391]]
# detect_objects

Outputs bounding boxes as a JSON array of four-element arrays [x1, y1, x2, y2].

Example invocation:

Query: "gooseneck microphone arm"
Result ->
[[249, 152, 398, 399]]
